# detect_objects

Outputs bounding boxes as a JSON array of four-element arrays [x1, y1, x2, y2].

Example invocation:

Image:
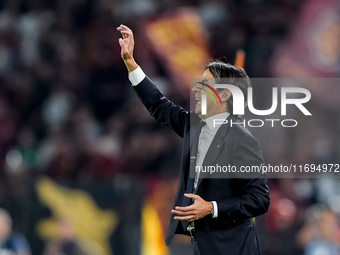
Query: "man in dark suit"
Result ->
[[117, 24, 270, 255]]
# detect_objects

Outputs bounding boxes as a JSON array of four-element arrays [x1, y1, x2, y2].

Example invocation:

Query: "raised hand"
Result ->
[[117, 24, 138, 72], [117, 24, 135, 61]]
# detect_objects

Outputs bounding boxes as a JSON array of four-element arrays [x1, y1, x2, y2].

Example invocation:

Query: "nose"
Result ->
[[192, 84, 201, 93]]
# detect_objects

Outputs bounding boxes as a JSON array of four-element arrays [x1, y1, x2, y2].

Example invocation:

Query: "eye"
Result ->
[[197, 79, 209, 88], [200, 79, 209, 86]]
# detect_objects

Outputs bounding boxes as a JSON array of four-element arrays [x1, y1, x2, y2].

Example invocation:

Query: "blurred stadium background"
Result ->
[[0, 0, 340, 254]]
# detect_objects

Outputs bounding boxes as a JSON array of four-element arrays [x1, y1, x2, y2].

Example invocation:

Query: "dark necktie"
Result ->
[[181, 120, 206, 230]]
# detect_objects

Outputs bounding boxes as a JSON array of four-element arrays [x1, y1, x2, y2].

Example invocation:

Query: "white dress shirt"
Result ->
[[129, 66, 146, 85], [129, 67, 229, 218], [194, 112, 230, 218]]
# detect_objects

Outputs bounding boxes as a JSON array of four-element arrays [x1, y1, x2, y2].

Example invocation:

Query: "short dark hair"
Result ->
[[205, 60, 251, 114]]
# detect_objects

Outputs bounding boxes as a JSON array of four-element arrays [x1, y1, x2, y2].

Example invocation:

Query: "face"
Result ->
[[192, 70, 215, 116], [192, 69, 230, 119]]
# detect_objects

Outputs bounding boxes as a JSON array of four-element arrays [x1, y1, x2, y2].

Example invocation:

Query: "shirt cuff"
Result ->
[[129, 66, 146, 86], [211, 201, 218, 218]]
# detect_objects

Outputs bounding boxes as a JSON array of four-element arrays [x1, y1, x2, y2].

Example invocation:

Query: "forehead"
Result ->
[[202, 69, 214, 79]]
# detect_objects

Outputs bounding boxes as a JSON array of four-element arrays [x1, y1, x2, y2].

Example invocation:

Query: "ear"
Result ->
[[220, 89, 232, 102]]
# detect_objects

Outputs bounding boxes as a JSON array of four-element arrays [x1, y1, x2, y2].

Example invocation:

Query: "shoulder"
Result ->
[[226, 116, 261, 148], [189, 111, 201, 127], [228, 116, 254, 138]]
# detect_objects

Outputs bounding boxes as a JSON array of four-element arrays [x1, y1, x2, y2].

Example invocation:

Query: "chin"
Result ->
[[195, 108, 201, 115]]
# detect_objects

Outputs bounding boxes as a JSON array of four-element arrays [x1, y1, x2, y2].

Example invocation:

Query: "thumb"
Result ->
[[119, 38, 127, 51], [118, 38, 124, 47], [184, 193, 199, 200]]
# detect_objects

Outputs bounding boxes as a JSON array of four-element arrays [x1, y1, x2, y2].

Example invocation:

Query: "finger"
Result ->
[[117, 28, 125, 37], [118, 25, 129, 33], [118, 38, 124, 46], [119, 37, 129, 45], [119, 31, 133, 41], [118, 30, 128, 38], [174, 215, 195, 222], [174, 205, 195, 212], [121, 31, 133, 39], [118, 38, 128, 51], [118, 24, 133, 39], [171, 209, 194, 216], [120, 30, 133, 35], [184, 193, 200, 200], [120, 24, 132, 33]]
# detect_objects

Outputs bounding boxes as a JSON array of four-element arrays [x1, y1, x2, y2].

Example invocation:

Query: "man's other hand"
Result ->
[[171, 194, 214, 222]]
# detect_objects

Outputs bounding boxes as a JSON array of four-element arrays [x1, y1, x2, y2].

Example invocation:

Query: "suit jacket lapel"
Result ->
[[183, 113, 201, 188]]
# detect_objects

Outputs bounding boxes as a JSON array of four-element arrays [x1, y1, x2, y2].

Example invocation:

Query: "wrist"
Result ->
[[124, 58, 138, 73], [207, 202, 214, 216]]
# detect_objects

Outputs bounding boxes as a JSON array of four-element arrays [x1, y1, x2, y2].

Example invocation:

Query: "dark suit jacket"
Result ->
[[133, 76, 270, 255]]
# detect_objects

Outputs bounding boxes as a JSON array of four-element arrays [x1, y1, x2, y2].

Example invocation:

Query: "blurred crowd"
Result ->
[[0, 0, 340, 254]]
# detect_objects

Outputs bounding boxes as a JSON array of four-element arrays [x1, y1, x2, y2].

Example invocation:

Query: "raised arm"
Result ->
[[117, 24, 138, 72], [117, 24, 189, 137]]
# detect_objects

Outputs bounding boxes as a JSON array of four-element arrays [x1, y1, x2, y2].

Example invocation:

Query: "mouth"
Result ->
[[196, 98, 201, 105]]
